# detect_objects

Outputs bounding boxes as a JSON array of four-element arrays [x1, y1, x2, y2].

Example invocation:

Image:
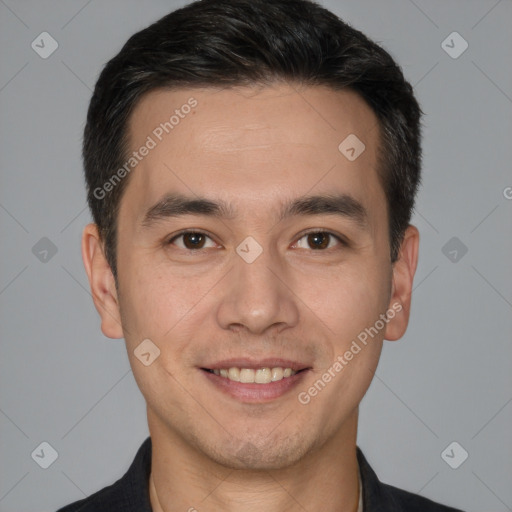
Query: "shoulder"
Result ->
[[379, 481, 465, 511], [55, 437, 152, 512], [356, 446, 466, 512]]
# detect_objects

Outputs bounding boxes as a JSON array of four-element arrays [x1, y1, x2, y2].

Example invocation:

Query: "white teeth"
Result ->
[[271, 367, 284, 381], [240, 369, 255, 383], [255, 368, 272, 384], [228, 367, 240, 382], [212, 366, 297, 383]]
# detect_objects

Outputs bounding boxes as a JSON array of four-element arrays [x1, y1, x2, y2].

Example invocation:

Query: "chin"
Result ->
[[198, 430, 312, 470]]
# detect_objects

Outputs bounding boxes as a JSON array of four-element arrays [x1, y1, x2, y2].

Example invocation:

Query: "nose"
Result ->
[[215, 241, 300, 336]]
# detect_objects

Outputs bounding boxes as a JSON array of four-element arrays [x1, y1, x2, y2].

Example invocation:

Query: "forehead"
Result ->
[[122, 84, 384, 224]]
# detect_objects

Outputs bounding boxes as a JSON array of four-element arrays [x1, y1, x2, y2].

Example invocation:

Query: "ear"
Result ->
[[384, 225, 419, 341], [81, 223, 124, 339]]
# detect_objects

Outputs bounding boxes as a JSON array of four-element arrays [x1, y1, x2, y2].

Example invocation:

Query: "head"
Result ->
[[82, 0, 421, 469]]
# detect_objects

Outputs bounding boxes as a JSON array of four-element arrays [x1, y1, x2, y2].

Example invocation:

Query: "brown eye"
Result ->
[[168, 231, 216, 250], [182, 232, 206, 249], [307, 232, 329, 249], [295, 231, 343, 250]]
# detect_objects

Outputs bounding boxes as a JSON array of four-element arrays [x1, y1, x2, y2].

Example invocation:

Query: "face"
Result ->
[[83, 83, 418, 470]]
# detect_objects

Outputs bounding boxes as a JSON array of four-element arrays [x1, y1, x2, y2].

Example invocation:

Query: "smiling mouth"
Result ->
[[202, 367, 308, 384]]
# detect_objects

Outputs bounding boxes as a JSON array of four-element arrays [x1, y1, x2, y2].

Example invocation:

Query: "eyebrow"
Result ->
[[141, 192, 368, 229]]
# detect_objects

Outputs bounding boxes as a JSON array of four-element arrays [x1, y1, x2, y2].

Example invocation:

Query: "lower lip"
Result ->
[[201, 369, 309, 403]]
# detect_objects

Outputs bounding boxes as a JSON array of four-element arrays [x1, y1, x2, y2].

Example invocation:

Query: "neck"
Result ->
[[148, 411, 361, 512]]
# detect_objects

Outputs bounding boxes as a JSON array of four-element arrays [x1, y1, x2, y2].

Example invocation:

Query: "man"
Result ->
[[58, 0, 465, 510]]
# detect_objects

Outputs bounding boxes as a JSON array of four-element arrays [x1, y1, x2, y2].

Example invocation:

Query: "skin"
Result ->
[[82, 83, 419, 512]]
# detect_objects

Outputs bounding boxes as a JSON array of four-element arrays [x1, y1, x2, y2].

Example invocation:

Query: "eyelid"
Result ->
[[166, 229, 218, 248], [293, 228, 349, 249]]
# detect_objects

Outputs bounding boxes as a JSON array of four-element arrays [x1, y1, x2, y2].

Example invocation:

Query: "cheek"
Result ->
[[299, 260, 390, 345], [117, 265, 202, 402], [117, 250, 215, 355]]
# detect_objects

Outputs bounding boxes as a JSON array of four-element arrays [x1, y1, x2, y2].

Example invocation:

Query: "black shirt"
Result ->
[[56, 437, 465, 511]]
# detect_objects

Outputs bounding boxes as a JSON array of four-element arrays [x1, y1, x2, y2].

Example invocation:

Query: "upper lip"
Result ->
[[201, 358, 312, 372]]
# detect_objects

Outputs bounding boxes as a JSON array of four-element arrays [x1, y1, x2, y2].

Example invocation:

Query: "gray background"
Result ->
[[1, 0, 511, 511]]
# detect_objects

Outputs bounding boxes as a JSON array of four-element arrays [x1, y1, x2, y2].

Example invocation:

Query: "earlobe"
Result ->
[[384, 225, 419, 341], [81, 223, 124, 339]]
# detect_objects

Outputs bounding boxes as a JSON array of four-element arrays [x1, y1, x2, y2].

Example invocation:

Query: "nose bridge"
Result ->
[[216, 237, 299, 334], [236, 241, 278, 295]]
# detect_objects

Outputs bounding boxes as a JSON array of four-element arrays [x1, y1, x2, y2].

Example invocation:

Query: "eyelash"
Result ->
[[166, 229, 348, 251]]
